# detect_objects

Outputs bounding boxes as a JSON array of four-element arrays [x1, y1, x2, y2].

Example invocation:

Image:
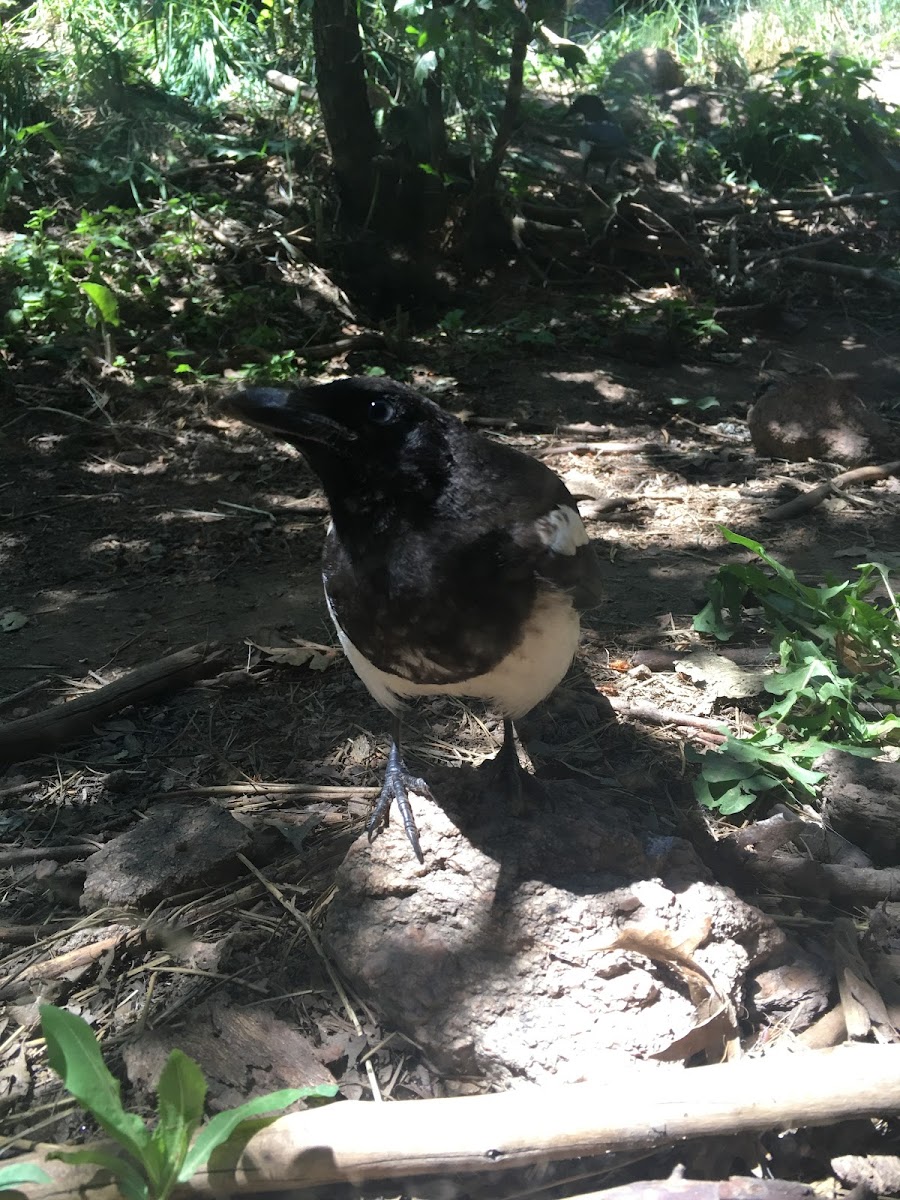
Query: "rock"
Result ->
[[817, 750, 900, 866], [81, 803, 252, 909], [832, 1154, 900, 1192], [748, 376, 892, 466], [659, 85, 726, 133], [609, 49, 686, 93], [746, 944, 832, 1030], [323, 768, 792, 1087], [123, 1001, 334, 1111]]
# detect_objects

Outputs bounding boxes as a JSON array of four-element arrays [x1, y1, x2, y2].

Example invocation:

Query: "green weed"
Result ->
[[39, 1004, 337, 1200], [692, 528, 900, 814]]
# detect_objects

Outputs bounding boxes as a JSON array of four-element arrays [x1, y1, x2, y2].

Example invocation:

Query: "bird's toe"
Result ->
[[367, 761, 433, 863]]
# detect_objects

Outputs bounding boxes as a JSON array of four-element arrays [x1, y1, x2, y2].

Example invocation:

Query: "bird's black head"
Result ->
[[569, 94, 610, 122], [227, 377, 455, 524]]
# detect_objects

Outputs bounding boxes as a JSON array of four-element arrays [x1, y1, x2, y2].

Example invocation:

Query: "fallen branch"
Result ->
[[0, 676, 52, 711], [692, 189, 900, 220], [741, 853, 900, 904], [607, 698, 729, 739], [461, 417, 613, 437], [780, 254, 900, 294], [574, 1178, 814, 1200], [539, 441, 657, 459], [264, 69, 317, 101], [156, 783, 380, 799], [0, 642, 228, 766], [9, 1044, 900, 1198], [765, 460, 900, 520], [0, 930, 137, 1001], [297, 333, 389, 360], [0, 843, 100, 866]]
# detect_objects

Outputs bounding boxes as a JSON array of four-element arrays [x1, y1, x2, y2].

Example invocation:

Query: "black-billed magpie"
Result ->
[[567, 95, 635, 179], [229, 377, 603, 862]]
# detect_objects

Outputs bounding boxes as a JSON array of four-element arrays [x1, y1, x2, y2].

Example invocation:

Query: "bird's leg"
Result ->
[[367, 715, 432, 863], [487, 718, 531, 814]]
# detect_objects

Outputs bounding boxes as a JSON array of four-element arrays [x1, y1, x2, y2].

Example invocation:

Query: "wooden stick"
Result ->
[[571, 1179, 814, 1200], [0, 677, 52, 711], [0, 844, 100, 866], [0, 642, 228, 766], [10, 1044, 900, 1198], [766, 460, 900, 521], [607, 698, 729, 736], [691, 189, 900, 219], [539, 441, 656, 459], [0, 931, 137, 1000], [780, 254, 900, 294]]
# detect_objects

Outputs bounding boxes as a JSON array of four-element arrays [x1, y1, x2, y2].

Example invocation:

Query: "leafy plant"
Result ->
[[0, 1162, 52, 1192], [716, 48, 897, 190], [40, 1004, 337, 1200], [691, 528, 899, 813]]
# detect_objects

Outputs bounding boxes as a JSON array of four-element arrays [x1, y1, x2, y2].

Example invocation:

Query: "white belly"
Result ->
[[325, 588, 580, 719]]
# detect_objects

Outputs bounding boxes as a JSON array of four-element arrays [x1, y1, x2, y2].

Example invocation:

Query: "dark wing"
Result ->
[[451, 431, 604, 612]]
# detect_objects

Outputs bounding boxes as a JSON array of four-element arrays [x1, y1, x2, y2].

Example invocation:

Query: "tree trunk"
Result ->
[[312, 0, 379, 220]]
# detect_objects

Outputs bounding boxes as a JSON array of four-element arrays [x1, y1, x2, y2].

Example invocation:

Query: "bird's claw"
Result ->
[[368, 752, 432, 863]]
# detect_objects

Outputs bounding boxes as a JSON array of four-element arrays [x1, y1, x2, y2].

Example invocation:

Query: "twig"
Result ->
[[765, 460, 900, 520], [264, 69, 317, 101], [0, 920, 73, 945], [568, 1179, 815, 1200], [539, 441, 657, 459], [236, 854, 383, 1101], [0, 930, 138, 1000], [298, 334, 388, 360], [740, 854, 900, 904], [0, 642, 229, 766], [607, 698, 729, 738], [156, 783, 380, 800], [0, 844, 100, 866], [0, 677, 52, 712], [0, 779, 43, 801], [692, 189, 900, 219], [461, 416, 613, 437], [10, 1044, 900, 1197], [780, 254, 900, 294]]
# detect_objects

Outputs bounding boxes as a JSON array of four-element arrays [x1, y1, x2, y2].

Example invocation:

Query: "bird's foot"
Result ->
[[481, 720, 541, 815], [367, 744, 433, 863]]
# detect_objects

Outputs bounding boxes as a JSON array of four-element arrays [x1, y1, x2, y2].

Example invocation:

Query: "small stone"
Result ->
[[748, 376, 892, 466], [82, 803, 251, 908]]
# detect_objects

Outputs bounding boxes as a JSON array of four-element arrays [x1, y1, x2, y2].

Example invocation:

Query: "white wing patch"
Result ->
[[534, 505, 589, 557]]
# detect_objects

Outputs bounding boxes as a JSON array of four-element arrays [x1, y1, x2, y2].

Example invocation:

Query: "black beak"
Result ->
[[226, 386, 357, 447]]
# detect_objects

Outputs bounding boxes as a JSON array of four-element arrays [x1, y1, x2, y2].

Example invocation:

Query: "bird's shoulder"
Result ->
[[441, 426, 604, 610]]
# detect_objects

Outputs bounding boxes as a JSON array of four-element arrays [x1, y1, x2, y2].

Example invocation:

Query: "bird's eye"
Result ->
[[368, 398, 396, 425]]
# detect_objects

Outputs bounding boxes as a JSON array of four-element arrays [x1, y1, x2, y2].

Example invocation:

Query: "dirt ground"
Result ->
[[1, 308, 900, 1193]]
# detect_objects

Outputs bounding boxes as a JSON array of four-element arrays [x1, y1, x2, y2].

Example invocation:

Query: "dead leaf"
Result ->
[[0, 611, 28, 632], [588, 918, 740, 1062], [834, 918, 900, 1043], [249, 637, 338, 671]]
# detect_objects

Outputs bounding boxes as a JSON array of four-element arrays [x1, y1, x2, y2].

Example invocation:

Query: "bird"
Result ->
[[228, 377, 603, 862], [567, 95, 635, 179]]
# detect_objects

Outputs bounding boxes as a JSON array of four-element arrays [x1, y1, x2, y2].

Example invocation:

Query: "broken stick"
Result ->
[[766, 459, 900, 520], [0, 642, 228, 766], [9, 1043, 900, 1198]]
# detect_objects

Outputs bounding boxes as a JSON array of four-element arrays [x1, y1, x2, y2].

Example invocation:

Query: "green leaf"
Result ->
[[79, 282, 120, 326], [151, 1051, 207, 1195], [178, 1086, 337, 1182], [0, 1163, 52, 1188], [48, 1148, 148, 1200], [40, 1006, 151, 1165]]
